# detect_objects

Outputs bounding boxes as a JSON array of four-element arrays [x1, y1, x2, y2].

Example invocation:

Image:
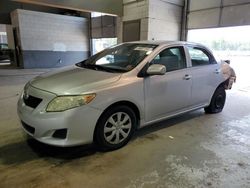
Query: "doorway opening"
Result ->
[[188, 26, 250, 92], [90, 12, 117, 55], [123, 20, 140, 42], [0, 24, 12, 67]]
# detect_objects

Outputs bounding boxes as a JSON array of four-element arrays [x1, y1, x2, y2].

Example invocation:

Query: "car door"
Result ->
[[186, 46, 222, 106], [144, 46, 192, 122]]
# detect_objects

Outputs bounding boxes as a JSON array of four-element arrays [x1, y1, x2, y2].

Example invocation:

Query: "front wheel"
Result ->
[[204, 86, 226, 114], [94, 105, 136, 151]]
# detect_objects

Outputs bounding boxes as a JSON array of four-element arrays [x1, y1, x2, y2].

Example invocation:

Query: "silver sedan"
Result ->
[[17, 41, 236, 150]]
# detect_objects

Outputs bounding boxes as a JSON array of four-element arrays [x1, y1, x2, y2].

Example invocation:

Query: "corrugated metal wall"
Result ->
[[188, 0, 250, 29], [91, 15, 116, 38], [11, 9, 89, 68]]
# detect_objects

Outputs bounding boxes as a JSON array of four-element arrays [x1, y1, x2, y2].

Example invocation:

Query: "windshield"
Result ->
[[76, 43, 158, 73]]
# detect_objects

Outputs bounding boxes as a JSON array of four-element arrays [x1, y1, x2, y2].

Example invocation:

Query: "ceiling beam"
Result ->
[[13, 0, 123, 16]]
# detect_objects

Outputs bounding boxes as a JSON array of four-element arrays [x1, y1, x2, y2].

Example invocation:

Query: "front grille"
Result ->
[[23, 95, 42, 108], [21, 121, 35, 135]]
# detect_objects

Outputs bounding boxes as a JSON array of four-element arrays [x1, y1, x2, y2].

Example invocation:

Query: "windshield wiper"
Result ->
[[77, 63, 127, 73], [79, 63, 115, 73]]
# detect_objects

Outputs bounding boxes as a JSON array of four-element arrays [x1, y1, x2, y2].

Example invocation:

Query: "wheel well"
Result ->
[[219, 79, 229, 89], [93, 101, 141, 141], [207, 81, 227, 106]]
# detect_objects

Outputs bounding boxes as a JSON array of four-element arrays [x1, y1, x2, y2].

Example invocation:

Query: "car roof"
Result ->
[[126, 40, 207, 48]]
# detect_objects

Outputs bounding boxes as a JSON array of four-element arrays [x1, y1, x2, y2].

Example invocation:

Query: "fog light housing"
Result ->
[[52, 129, 67, 139]]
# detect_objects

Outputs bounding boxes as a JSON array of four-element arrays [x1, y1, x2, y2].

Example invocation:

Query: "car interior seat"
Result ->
[[158, 50, 179, 71]]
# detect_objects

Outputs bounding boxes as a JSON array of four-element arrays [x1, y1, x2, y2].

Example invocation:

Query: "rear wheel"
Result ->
[[95, 105, 136, 151], [204, 86, 226, 113]]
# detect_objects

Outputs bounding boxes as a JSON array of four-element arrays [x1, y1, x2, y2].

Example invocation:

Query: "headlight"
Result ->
[[46, 94, 96, 112]]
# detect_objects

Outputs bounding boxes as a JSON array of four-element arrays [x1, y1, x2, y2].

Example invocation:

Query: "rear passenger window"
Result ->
[[151, 47, 186, 72], [188, 47, 214, 66]]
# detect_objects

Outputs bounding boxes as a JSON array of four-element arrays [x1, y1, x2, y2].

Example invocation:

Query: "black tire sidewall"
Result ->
[[95, 105, 136, 150], [206, 87, 226, 113]]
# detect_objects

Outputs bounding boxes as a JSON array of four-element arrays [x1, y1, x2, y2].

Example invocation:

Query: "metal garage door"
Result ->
[[123, 20, 140, 42], [188, 0, 250, 29]]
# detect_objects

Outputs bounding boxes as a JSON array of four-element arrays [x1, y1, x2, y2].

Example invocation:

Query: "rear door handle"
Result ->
[[183, 74, 192, 80]]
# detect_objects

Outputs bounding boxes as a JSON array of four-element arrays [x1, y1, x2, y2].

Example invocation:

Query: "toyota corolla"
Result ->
[[17, 41, 236, 150]]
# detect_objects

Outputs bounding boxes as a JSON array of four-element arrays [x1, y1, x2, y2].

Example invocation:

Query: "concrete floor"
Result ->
[[0, 67, 250, 188]]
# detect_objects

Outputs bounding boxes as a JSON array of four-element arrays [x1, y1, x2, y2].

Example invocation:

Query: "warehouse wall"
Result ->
[[121, 0, 184, 41], [188, 0, 250, 29], [148, 0, 184, 40], [5, 25, 15, 50], [122, 0, 149, 41], [11, 9, 89, 68]]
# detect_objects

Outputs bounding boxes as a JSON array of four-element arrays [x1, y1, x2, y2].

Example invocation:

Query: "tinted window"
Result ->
[[188, 47, 214, 67], [151, 47, 186, 72]]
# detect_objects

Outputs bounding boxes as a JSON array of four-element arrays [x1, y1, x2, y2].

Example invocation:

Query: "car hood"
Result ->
[[29, 66, 122, 95]]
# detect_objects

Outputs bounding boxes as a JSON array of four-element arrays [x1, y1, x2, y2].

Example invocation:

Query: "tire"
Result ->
[[94, 105, 137, 151], [204, 86, 226, 114]]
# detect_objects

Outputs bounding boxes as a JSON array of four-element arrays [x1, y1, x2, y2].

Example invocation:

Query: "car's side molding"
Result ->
[[139, 103, 209, 129]]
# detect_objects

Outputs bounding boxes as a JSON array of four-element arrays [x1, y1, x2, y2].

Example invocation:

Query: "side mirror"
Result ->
[[224, 60, 230, 64], [146, 64, 166, 75]]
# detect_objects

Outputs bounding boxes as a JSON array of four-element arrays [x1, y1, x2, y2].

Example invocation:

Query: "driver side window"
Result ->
[[151, 46, 186, 72]]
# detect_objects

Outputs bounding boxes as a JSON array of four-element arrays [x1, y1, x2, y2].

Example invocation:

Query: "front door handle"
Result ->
[[214, 69, 221, 74], [183, 74, 192, 80]]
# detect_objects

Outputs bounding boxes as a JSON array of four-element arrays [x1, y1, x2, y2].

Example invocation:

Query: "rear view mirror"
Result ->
[[146, 64, 166, 75]]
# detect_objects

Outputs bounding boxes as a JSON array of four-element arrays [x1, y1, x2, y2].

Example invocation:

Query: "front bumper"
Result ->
[[17, 85, 103, 147]]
